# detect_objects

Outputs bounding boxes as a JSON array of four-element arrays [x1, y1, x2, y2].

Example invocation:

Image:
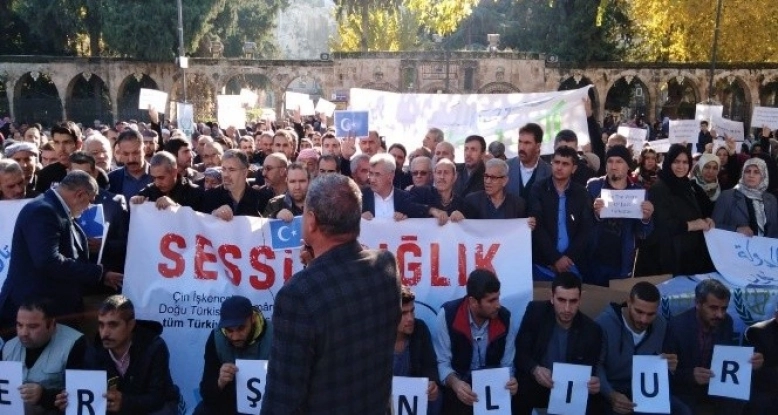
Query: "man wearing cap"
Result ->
[[585, 145, 654, 286], [297, 148, 320, 179], [5, 141, 39, 194], [195, 295, 273, 415]]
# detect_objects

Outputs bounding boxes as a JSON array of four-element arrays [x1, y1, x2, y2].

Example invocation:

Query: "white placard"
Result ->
[[315, 98, 337, 116], [471, 367, 511, 415], [548, 363, 590, 415], [178, 56, 189, 69], [299, 99, 316, 116], [176, 102, 195, 138], [0, 200, 31, 290], [599, 189, 645, 219], [708, 345, 753, 400], [217, 95, 247, 128], [669, 120, 700, 144], [617, 126, 648, 149], [235, 359, 268, 414], [285, 91, 309, 110], [695, 104, 723, 123], [0, 361, 24, 413], [631, 356, 670, 414], [240, 89, 258, 108], [751, 106, 778, 130], [138, 88, 169, 114], [392, 376, 429, 415], [648, 138, 671, 153], [65, 370, 107, 415], [711, 117, 745, 141]]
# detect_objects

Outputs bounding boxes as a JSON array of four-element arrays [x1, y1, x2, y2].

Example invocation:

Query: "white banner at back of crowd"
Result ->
[[704, 229, 778, 287], [0, 200, 31, 290], [348, 86, 592, 160], [123, 204, 532, 413]]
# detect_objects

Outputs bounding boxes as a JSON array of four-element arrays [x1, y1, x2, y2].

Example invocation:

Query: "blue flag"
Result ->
[[77, 204, 105, 238], [334, 110, 369, 137], [269, 216, 303, 250]]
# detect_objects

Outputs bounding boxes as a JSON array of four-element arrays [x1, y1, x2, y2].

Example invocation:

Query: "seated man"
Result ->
[[54, 295, 180, 414], [195, 296, 273, 415], [1, 299, 86, 415], [664, 279, 763, 415], [395, 286, 440, 415], [513, 272, 602, 415], [434, 269, 518, 415], [745, 307, 778, 415]]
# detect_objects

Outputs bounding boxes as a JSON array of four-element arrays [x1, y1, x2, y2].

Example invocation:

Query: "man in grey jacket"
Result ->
[[595, 282, 685, 415]]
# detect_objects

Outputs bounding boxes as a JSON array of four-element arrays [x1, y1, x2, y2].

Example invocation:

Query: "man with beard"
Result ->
[[463, 158, 530, 220], [131, 151, 204, 210], [585, 145, 654, 286], [83, 134, 114, 173], [454, 135, 486, 197], [0, 160, 32, 200], [664, 279, 763, 415], [108, 129, 152, 200], [513, 272, 602, 415], [202, 150, 265, 218], [141, 129, 158, 163], [434, 269, 518, 415], [264, 162, 309, 219], [507, 123, 552, 202], [195, 296, 273, 415], [410, 159, 468, 220], [164, 136, 199, 182], [5, 142, 39, 195]]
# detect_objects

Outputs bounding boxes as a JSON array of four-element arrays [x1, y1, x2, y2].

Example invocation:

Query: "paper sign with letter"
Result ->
[[696, 104, 723, 123], [708, 345, 753, 400], [669, 120, 699, 144], [631, 355, 670, 414], [315, 98, 337, 116], [617, 126, 648, 149], [711, 117, 744, 141], [334, 110, 369, 138], [751, 106, 778, 130], [392, 376, 428, 415], [235, 359, 268, 414], [548, 363, 590, 415], [269, 217, 303, 250], [285, 91, 309, 110], [217, 95, 246, 129], [65, 370, 107, 415], [599, 189, 645, 219], [138, 88, 168, 113], [471, 367, 510, 415], [0, 361, 23, 413]]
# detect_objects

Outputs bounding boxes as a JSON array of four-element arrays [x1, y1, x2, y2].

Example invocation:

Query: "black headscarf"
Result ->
[[658, 144, 693, 195]]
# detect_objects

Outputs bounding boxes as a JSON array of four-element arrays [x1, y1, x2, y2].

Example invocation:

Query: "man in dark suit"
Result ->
[[0, 171, 123, 338], [506, 123, 552, 202], [745, 311, 778, 415], [108, 129, 153, 200], [663, 279, 763, 415], [361, 153, 440, 221], [261, 174, 401, 414], [513, 272, 603, 415], [453, 135, 487, 197]]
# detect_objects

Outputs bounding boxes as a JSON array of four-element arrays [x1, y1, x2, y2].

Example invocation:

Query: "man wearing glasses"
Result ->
[[408, 156, 433, 190], [201, 150, 266, 218], [463, 158, 533, 224], [434, 269, 519, 415]]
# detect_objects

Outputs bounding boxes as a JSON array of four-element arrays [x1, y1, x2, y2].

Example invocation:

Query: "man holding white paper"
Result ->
[[585, 145, 654, 286], [434, 269, 518, 415], [663, 279, 763, 415], [513, 272, 603, 415]]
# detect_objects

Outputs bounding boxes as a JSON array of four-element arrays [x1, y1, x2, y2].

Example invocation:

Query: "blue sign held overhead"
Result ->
[[269, 216, 303, 250], [334, 110, 369, 138], [77, 204, 105, 238]]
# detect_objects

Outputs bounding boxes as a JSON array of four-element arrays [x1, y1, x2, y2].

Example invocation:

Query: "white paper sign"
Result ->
[[695, 104, 723, 123], [315, 98, 337, 116], [235, 359, 268, 414], [648, 138, 671, 153], [708, 345, 753, 400], [751, 106, 778, 130], [669, 120, 700, 144], [631, 356, 670, 414], [0, 361, 24, 414], [392, 376, 429, 415], [599, 189, 645, 219], [240, 89, 258, 108], [0, 200, 31, 290], [471, 367, 511, 415], [285, 91, 309, 110], [548, 363, 590, 415], [217, 95, 247, 128], [65, 370, 107, 415], [711, 117, 745, 141], [176, 102, 194, 137], [299, 99, 316, 116], [138, 88, 169, 114], [617, 126, 648, 149]]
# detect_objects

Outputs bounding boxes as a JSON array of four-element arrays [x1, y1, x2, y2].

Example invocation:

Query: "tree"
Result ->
[[334, 0, 403, 51]]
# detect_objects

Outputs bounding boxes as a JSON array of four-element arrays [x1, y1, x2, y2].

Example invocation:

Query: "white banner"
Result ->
[[711, 117, 745, 141], [695, 104, 723, 123], [217, 95, 247, 129], [617, 126, 648, 149], [0, 200, 31, 290], [138, 88, 169, 114], [348, 86, 592, 160], [124, 205, 532, 413], [751, 106, 778, 130], [669, 120, 699, 144], [599, 189, 645, 219], [704, 229, 778, 287]]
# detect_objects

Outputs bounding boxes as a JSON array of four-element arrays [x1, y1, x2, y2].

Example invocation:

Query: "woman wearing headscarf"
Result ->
[[645, 144, 715, 275], [690, 153, 721, 217], [632, 147, 660, 190], [712, 158, 778, 238]]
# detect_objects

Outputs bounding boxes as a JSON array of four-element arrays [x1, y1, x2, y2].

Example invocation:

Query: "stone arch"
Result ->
[[13, 72, 63, 127], [283, 74, 325, 109], [604, 75, 650, 123], [117, 73, 159, 123], [222, 73, 276, 109], [713, 75, 751, 125], [65, 72, 113, 127], [656, 75, 699, 120], [478, 82, 520, 94], [359, 82, 399, 92], [171, 72, 217, 122], [559, 75, 599, 117]]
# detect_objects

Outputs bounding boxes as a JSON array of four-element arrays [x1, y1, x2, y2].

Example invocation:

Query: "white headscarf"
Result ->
[[735, 158, 769, 235]]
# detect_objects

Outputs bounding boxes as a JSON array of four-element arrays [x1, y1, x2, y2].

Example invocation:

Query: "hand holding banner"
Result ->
[[631, 355, 670, 414], [392, 376, 429, 415], [599, 189, 645, 219], [471, 367, 511, 415], [235, 359, 268, 414], [548, 363, 591, 415]]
